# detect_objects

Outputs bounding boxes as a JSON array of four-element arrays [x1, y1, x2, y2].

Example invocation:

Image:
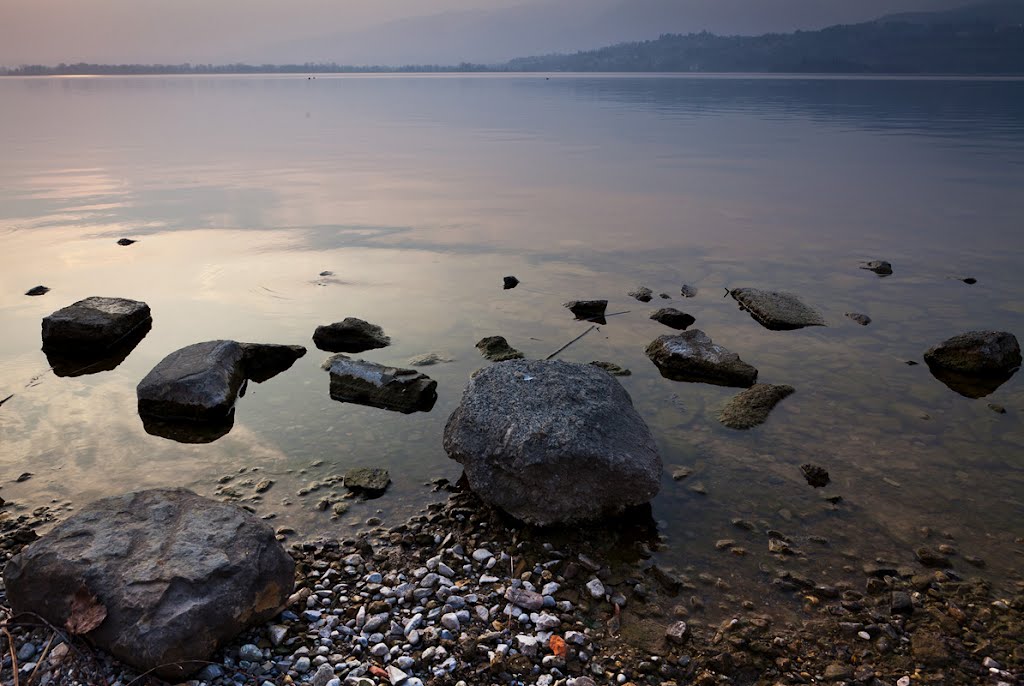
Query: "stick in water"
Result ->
[[545, 325, 596, 360]]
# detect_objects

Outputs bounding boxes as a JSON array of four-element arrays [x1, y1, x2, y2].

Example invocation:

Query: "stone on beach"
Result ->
[[322, 354, 437, 413], [442, 359, 662, 525], [729, 288, 825, 330], [476, 336, 524, 362], [2, 488, 294, 680], [923, 331, 1021, 398], [650, 307, 695, 330], [41, 296, 151, 352], [645, 330, 758, 387], [718, 383, 795, 429], [313, 318, 391, 353], [344, 467, 391, 495]]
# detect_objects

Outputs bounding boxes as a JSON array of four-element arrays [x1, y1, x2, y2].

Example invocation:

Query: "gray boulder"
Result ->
[[3, 488, 294, 680], [924, 331, 1021, 398], [730, 288, 825, 330], [313, 318, 390, 353], [41, 296, 151, 352], [442, 359, 662, 525], [646, 330, 758, 387], [323, 355, 437, 413]]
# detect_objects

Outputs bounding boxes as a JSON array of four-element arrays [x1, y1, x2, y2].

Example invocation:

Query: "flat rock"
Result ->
[[313, 318, 391, 353], [138, 341, 246, 421], [924, 331, 1021, 398], [116, 238, 137, 246], [645, 331, 758, 387], [628, 286, 653, 303], [650, 308, 695, 330], [25, 285, 49, 296], [846, 312, 871, 326], [730, 288, 825, 330], [590, 360, 631, 376], [718, 384, 795, 429], [860, 260, 893, 276], [344, 467, 391, 494], [443, 359, 662, 525], [476, 336, 524, 362], [3, 488, 294, 680], [407, 352, 453, 366], [322, 354, 437, 413], [41, 297, 151, 352], [564, 300, 608, 321]]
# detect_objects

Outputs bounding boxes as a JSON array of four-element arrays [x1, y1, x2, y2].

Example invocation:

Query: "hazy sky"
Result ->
[[0, 0, 964, 66]]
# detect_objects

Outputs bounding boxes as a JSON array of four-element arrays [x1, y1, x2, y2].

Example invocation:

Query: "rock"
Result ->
[[3, 488, 293, 680], [41, 297, 151, 353], [914, 546, 950, 568], [650, 308, 695, 330], [505, 587, 545, 611], [311, 664, 336, 686], [846, 312, 871, 326], [407, 352, 453, 366], [589, 361, 631, 376], [25, 285, 49, 296], [666, 621, 688, 644], [503, 276, 520, 290], [238, 343, 306, 383], [344, 467, 391, 495], [800, 464, 830, 488], [312, 318, 391, 353], [476, 336, 525, 362], [962, 277, 977, 285], [137, 341, 246, 421], [116, 238, 137, 246], [718, 384, 795, 429], [729, 288, 825, 330], [628, 286, 653, 303], [823, 664, 853, 680], [586, 578, 606, 599], [564, 300, 608, 322], [322, 354, 437, 413], [891, 591, 914, 615], [911, 631, 950, 666], [679, 284, 697, 298], [924, 331, 1021, 398], [442, 359, 662, 525], [645, 331, 758, 387], [988, 403, 1007, 414], [860, 260, 893, 276]]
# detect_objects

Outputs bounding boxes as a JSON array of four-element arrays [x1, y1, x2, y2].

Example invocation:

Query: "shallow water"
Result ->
[[1, 74, 1023, 610]]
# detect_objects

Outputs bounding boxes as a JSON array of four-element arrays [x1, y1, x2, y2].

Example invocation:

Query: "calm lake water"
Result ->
[[1, 74, 1023, 608]]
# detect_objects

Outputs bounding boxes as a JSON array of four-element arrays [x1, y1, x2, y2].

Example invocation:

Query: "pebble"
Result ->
[[586, 578, 605, 599], [294, 655, 312, 673]]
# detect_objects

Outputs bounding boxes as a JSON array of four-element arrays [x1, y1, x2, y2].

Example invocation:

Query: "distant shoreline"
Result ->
[[3, 70, 1024, 79]]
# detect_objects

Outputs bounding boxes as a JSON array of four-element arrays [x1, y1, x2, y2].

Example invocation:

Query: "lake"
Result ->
[[1, 74, 1023, 612]]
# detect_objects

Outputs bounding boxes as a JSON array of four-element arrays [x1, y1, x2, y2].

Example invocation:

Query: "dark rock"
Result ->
[[628, 287, 653, 303], [344, 467, 391, 494], [846, 312, 872, 326], [730, 288, 825, 330], [590, 361, 631, 376], [924, 331, 1021, 398], [801, 464, 830, 488], [312, 318, 391, 353], [25, 285, 49, 296], [141, 414, 234, 444], [645, 331, 758, 387], [679, 285, 697, 298], [659, 293, 671, 299], [319, 270, 334, 277], [860, 260, 893, 276], [650, 308, 695, 331], [442, 359, 662, 525], [503, 276, 519, 290], [116, 238, 136, 246], [988, 403, 1007, 414], [476, 336, 525, 362], [914, 546, 950, 568], [238, 343, 306, 383], [890, 590, 914, 615], [718, 384, 795, 429], [961, 277, 977, 285], [41, 297, 151, 353], [564, 300, 608, 322], [46, 318, 152, 377], [3, 488, 294, 680], [137, 341, 246, 422], [322, 354, 437, 413]]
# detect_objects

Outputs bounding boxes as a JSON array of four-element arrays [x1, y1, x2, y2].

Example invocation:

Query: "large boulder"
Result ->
[[41, 297, 151, 352], [323, 354, 437, 413], [729, 288, 825, 330], [442, 359, 662, 525], [923, 331, 1021, 398], [645, 331, 758, 387], [3, 488, 294, 680], [313, 318, 391, 353]]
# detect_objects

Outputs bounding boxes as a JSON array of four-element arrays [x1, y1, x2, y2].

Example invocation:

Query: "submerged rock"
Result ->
[[645, 331, 758, 387], [564, 300, 608, 322], [650, 307, 695, 330], [322, 354, 437, 413], [800, 463, 830, 488], [25, 285, 49, 296], [679, 284, 698, 298], [239, 343, 307, 383], [730, 288, 825, 330], [924, 331, 1021, 398], [313, 318, 391, 353], [503, 276, 520, 290], [718, 383, 795, 429], [41, 296, 151, 353], [344, 467, 391, 495], [407, 352, 453, 366], [3, 488, 294, 680], [846, 312, 872, 326], [590, 360, 631, 376], [860, 260, 893, 276], [476, 336, 524, 362], [628, 286, 653, 303], [443, 359, 662, 525]]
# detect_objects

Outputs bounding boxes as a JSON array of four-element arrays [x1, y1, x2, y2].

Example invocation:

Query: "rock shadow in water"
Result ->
[[46, 319, 152, 378], [925, 363, 1018, 399]]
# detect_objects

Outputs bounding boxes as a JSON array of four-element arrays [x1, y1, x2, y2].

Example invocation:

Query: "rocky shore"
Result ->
[[1, 487, 1021, 686]]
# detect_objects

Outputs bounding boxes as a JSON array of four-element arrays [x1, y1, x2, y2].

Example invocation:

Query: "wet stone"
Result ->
[[846, 312, 872, 326], [503, 275, 519, 289], [629, 286, 653, 302], [344, 467, 391, 494], [730, 288, 825, 330], [589, 360, 631, 376], [801, 463, 830, 488], [650, 307, 696, 330], [646, 330, 758, 387], [563, 300, 608, 321], [718, 383, 795, 429], [313, 318, 391, 354], [861, 260, 893, 276], [476, 336, 524, 362], [25, 285, 49, 296]]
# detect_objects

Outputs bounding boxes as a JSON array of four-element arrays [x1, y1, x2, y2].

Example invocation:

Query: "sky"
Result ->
[[0, 0, 967, 66]]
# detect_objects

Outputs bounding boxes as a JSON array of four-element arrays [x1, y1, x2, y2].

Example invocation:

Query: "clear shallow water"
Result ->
[[1, 74, 1023, 608]]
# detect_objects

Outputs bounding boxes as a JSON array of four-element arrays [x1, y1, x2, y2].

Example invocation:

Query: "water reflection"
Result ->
[[141, 412, 235, 444], [925, 363, 1018, 399], [45, 319, 151, 377]]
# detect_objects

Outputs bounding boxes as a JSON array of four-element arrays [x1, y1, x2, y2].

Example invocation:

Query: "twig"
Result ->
[[0, 394, 12, 407], [2, 625, 21, 686], [545, 325, 596, 360], [25, 633, 54, 686]]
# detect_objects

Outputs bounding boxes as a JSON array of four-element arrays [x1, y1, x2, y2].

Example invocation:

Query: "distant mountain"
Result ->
[[503, 0, 1024, 73], [237, 0, 968, 66]]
